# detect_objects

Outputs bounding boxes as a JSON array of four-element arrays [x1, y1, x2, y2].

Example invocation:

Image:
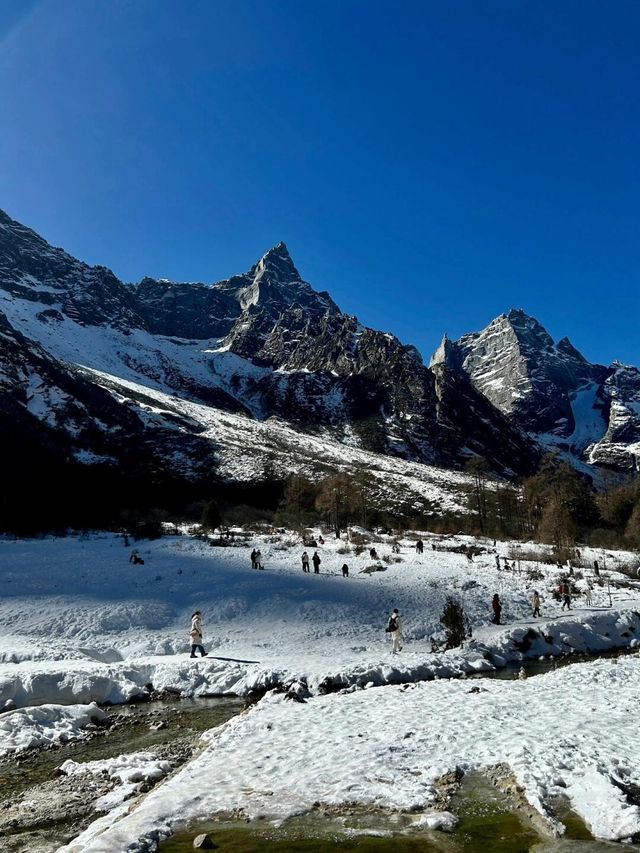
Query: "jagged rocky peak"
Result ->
[[233, 242, 339, 318], [250, 241, 298, 283], [431, 308, 608, 436]]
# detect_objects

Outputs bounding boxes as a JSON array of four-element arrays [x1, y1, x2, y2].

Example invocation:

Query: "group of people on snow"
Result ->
[[187, 537, 599, 661], [301, 551, 322, 573]]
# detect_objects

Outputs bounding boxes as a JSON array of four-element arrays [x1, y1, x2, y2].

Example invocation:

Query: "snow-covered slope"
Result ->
[[0, 207, 539, 486]]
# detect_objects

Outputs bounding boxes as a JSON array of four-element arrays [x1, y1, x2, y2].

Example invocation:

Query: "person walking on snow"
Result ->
[[584, 582, 592, 606], [255, 550, 264, 570], [560, 581, 571, 611], [491, 593, 502, 625], [250, 549, 257, 570], [312, 551, 321, 573], [386, 608, 403, 652], [301, 551, 310, 573], [531, 590, 541, 618], [189, 611, 208, 658], [341, 563, 349, 577], [415, 539, 424, 554]]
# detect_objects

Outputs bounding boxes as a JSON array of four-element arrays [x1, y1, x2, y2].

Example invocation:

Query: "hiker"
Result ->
[[250, 548, 257, 569], [369, 547, 378, 560], [495, 554, 500, 570], [386, 608, 403, 653], [593, 560, 600, 577], [301, 551, 310, 573], [341, 563, 349, 577], [560, 581, 571, 611], [491, 594, 502, 625], [415, 539, 424, 554], [392, 543, 400, 554], [531, 590, 541, 618], [318, 535, 325, 545], [189, 611, 208, 658], [584, 582, 592, 606], [312, 551, 321, 573], [255, 550, 264, 570]]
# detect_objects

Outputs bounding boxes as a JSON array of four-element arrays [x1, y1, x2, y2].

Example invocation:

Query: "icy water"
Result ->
[[476, 645, 640, 681], [159, 774, 630, 852]]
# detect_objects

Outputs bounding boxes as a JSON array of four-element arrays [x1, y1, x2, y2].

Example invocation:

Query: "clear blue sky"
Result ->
[[0, 0, 638, 365]]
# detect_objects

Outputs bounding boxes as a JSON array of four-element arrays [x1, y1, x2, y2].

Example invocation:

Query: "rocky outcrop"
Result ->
[[588, 364, 640, 471]]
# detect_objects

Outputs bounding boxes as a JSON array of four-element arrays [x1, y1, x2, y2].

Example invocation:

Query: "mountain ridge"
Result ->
[[0, 207, 638, 488]]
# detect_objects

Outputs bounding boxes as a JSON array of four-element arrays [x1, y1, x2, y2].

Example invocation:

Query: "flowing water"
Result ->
[[159, 773, 630, 852]]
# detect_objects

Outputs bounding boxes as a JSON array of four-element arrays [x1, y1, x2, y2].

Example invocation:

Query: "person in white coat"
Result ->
[[189, 611, 208, 658], [387, 608, 403, 653]]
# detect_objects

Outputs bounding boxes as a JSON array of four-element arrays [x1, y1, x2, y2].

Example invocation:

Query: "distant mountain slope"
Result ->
[[0, 207, 636, 494]]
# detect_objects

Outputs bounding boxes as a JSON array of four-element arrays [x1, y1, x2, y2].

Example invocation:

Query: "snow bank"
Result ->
[[0, 702, 106, 757], [61, 751, 173, 813]]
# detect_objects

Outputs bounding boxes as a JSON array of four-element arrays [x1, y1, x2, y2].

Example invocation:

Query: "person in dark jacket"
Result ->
[[341, 563, 349, 577], [312, 551, 321, 573], [491, 594, 502, 625]]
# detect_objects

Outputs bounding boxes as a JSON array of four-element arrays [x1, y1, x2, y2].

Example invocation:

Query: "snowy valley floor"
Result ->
[[1, 530, 640, 850]]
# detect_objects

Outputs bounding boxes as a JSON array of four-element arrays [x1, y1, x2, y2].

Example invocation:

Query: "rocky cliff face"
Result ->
[[0, 210, 143, 329], [588, 364, 640, 469], [432, 310, 638, 472]]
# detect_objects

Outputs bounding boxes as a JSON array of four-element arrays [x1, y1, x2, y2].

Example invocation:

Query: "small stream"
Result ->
[[473, 645, 640, 681], [0, 697, 243, 853], [159, 773, 630, 852], [2, 648, 639, 852]]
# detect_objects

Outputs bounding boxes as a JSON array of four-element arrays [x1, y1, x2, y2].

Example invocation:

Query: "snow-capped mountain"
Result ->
[[0, 207, 636, 504], [431, 309, 640, 472]]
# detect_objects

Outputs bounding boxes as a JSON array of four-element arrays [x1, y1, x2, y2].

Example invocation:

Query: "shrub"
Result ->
[[440, 597, 472, 650]]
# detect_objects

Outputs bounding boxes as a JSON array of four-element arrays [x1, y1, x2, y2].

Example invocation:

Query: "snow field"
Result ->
[[0, 531, 638, 715], [1, 530, 639, 849]]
